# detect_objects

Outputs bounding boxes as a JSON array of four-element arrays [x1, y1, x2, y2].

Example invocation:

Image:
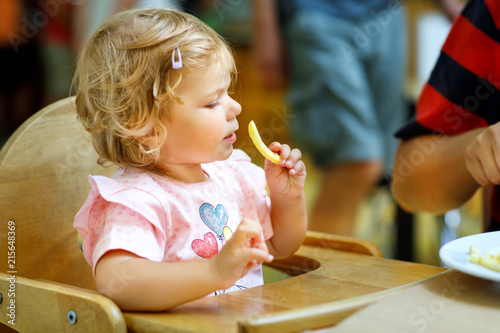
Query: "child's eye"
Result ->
[[206, 101, 219, 108]]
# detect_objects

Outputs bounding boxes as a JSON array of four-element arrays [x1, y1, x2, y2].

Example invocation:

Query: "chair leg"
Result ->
[[395, 204, 414, 262]]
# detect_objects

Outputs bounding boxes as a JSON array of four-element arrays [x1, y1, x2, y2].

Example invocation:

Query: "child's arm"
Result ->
[[94, 218, 273, 311], [264, 143, 308, 258]]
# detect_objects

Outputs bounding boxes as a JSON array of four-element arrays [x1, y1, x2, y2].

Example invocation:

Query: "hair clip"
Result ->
[[172, 47, 182, 69]]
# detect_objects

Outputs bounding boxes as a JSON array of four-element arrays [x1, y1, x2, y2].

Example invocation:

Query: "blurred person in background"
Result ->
[[39, 1, 75, 105], [71, 0, 180, 55], [0, 0, 43, 144], [252, 0, 464, 236], [253, 0, 408, 236]]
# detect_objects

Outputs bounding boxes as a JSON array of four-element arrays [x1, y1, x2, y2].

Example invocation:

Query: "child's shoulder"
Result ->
[[76, 168, 166, 234], [88, 167, 163, 200], [112, 167, 155, 184]]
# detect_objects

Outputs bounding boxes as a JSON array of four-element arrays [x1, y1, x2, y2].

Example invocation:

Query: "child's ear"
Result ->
[[136, 134, 154, 147], [130, 111, 169, 149], [130, 116, 165, 148], [136, 128, 165, 149]]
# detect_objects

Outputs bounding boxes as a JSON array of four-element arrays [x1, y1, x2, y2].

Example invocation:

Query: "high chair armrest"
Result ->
[[237, 269, 449, 333], [0, 273, 126, 333], [238, 290, 385, 333], [303, 230, 383, 257], [264, 231, 382, 277]]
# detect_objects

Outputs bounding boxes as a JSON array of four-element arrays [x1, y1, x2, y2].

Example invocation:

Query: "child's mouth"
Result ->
[[223, 133, 237, 143]]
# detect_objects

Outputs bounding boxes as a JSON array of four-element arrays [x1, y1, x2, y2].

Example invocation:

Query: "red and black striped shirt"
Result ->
[[396, 0, 500, 231]]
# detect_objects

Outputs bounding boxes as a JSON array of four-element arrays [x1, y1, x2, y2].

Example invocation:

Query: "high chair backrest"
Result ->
[[0, 97, 116, 290]]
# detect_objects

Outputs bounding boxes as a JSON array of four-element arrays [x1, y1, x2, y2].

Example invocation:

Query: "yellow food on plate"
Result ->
[[479, 253, 500, 272], [469, 245, 481, 264], [469, 245, 500, 272], [248, 120, 281, 165]]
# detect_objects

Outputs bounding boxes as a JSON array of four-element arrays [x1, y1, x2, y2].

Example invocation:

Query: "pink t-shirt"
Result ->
[[74, 149, 273, 295]]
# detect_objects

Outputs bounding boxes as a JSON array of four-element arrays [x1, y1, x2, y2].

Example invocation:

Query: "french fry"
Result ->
[[248, 120, 281, 165], [469, 245, 481, 264], [469, 245, 500, 272], [479, 253, 500, 272]]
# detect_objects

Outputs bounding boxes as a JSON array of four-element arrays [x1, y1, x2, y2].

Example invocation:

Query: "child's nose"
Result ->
[[228, 97, 242, 119]]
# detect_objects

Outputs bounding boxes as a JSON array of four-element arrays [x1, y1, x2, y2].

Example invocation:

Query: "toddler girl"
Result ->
[[73, 8, 307, 311]]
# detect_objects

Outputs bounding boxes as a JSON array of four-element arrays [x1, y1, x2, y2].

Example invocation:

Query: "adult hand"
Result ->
[[465, 122, 500, 186]]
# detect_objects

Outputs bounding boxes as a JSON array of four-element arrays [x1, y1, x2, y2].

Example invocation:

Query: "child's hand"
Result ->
[[265, 142, 307, 198], [209, 218, 273, 290]]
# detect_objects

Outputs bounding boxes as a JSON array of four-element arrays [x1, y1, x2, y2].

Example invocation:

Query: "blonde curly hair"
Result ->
[[73, 8, 236, 169]]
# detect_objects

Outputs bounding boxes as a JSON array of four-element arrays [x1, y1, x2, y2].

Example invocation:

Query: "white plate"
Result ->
[[439, 231, 500, 282]]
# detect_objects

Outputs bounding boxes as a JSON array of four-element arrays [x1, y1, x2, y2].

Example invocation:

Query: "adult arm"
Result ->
[[391, 128, 483, 214], [251, 0, 285, 89], [434, 0, 465, 21]]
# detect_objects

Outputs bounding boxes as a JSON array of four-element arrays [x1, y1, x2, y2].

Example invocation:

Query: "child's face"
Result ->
[[157, 65, 241, 166]]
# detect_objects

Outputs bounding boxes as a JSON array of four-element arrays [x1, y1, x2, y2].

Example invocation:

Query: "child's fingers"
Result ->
[[282, 148, 302, 168], [245, 247, 274, 265], [288, 148, 302, 162], [232, 219, 272, 262], [275, 144, 290, 162], [273, 145, 305, 175], [286, 160, 305, 176], [272, 144, 300, 162], [268, 142, 288, 165], [268, 141, 282, 152], [250, 235, 270, 258], [233, 218, 265, 243]]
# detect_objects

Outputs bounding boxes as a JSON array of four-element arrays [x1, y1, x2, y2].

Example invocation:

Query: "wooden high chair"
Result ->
[[1, 97, 431, 333], [0, 97, 123, 332]]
